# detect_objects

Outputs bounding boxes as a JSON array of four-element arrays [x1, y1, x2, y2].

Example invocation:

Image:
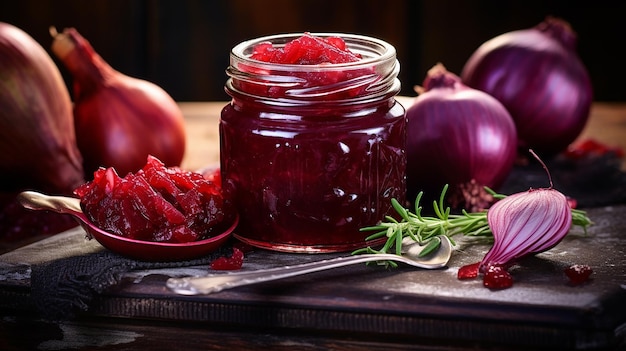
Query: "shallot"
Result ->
[[50, 27, 186, 178], [461, 17, 592, 155]]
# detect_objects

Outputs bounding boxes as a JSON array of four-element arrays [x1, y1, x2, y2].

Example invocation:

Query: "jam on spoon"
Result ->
[[74, 155, 235, 243]]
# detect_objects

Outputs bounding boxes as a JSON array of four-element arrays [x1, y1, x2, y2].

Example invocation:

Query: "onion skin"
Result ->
[[405, 64, 517, 205], [0, 22, 84, 194], [480, 187, 572, 272], [461, 17, 593, 155], [51, 28, 186, 178]]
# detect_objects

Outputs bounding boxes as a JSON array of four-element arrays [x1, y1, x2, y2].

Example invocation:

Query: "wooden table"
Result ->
[[1, 99, 625, 351], [179, 97, 626, 172]]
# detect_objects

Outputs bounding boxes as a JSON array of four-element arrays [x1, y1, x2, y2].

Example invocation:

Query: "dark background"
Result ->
[[1, 0, 624, 102]]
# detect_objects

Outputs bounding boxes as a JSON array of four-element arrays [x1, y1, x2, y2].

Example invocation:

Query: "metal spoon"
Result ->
[[166, 235, 453, 295]]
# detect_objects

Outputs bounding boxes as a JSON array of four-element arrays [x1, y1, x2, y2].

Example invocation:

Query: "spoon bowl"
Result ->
[[17, 191, 237, 261], [167, 235, 453, 295]]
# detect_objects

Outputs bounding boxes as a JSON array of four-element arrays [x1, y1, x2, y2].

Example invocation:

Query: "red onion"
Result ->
[[455, 151, 585, 290], [50, 28, 186, 178], [481, 187, 572, 271], [405, 64, 517, 208], [461, 17, 593, 155], [0, 22, 84, 194], [478, 151, 573, 289]]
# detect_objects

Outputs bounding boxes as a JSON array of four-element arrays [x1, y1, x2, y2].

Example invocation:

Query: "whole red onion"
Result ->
[[0, 22, 84, 194], [405, 64, 517, 206], [461, 17, 593, 155], [51, 28, 186, 178]]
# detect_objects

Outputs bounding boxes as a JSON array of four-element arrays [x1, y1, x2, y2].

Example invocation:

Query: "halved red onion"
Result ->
[[480, 187, 572, 272]]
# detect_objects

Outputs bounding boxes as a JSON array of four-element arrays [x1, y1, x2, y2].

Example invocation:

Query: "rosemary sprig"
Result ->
[[571, 208, 592, 229], [352, 184, 592, 262], [352, 185, 489, 257]]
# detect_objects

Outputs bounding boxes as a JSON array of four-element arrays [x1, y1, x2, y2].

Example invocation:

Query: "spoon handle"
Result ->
[[166, 253, 410, 295], [17, 190, 82, 214]]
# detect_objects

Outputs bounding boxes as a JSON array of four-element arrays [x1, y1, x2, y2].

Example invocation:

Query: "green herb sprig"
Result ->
[[352, 185, 592, 265]]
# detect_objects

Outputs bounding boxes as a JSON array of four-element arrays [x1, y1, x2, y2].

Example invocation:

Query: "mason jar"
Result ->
[[220, 33, 406, 253]]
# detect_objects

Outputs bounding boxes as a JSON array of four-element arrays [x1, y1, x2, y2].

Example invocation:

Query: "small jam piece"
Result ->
[[457, 262, 480, 279], [74, 155, 234, 243], [564, 139, 625, 159], [564, 264, 593, 285], [566, 196, 578, 209], [210, 247, 244, 270], [483, 264, 513, 290]]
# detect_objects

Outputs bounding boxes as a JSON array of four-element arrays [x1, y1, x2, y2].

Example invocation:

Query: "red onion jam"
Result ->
[[220, 33, 406, 253]]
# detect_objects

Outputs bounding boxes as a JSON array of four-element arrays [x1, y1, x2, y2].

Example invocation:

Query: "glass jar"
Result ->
[[220, 33, 406, 253]]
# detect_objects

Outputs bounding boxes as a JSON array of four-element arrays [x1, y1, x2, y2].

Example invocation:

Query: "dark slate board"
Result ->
[[2, 205, 623, 350], [1, 153, 625, 350]]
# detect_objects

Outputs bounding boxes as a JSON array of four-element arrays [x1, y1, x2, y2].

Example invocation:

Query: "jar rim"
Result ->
[[226, 33, 400, 105], [230, 32, 396, 70]]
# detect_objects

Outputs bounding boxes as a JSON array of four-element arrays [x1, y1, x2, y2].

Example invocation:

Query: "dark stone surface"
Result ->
[[501, 153, 626, 208]]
